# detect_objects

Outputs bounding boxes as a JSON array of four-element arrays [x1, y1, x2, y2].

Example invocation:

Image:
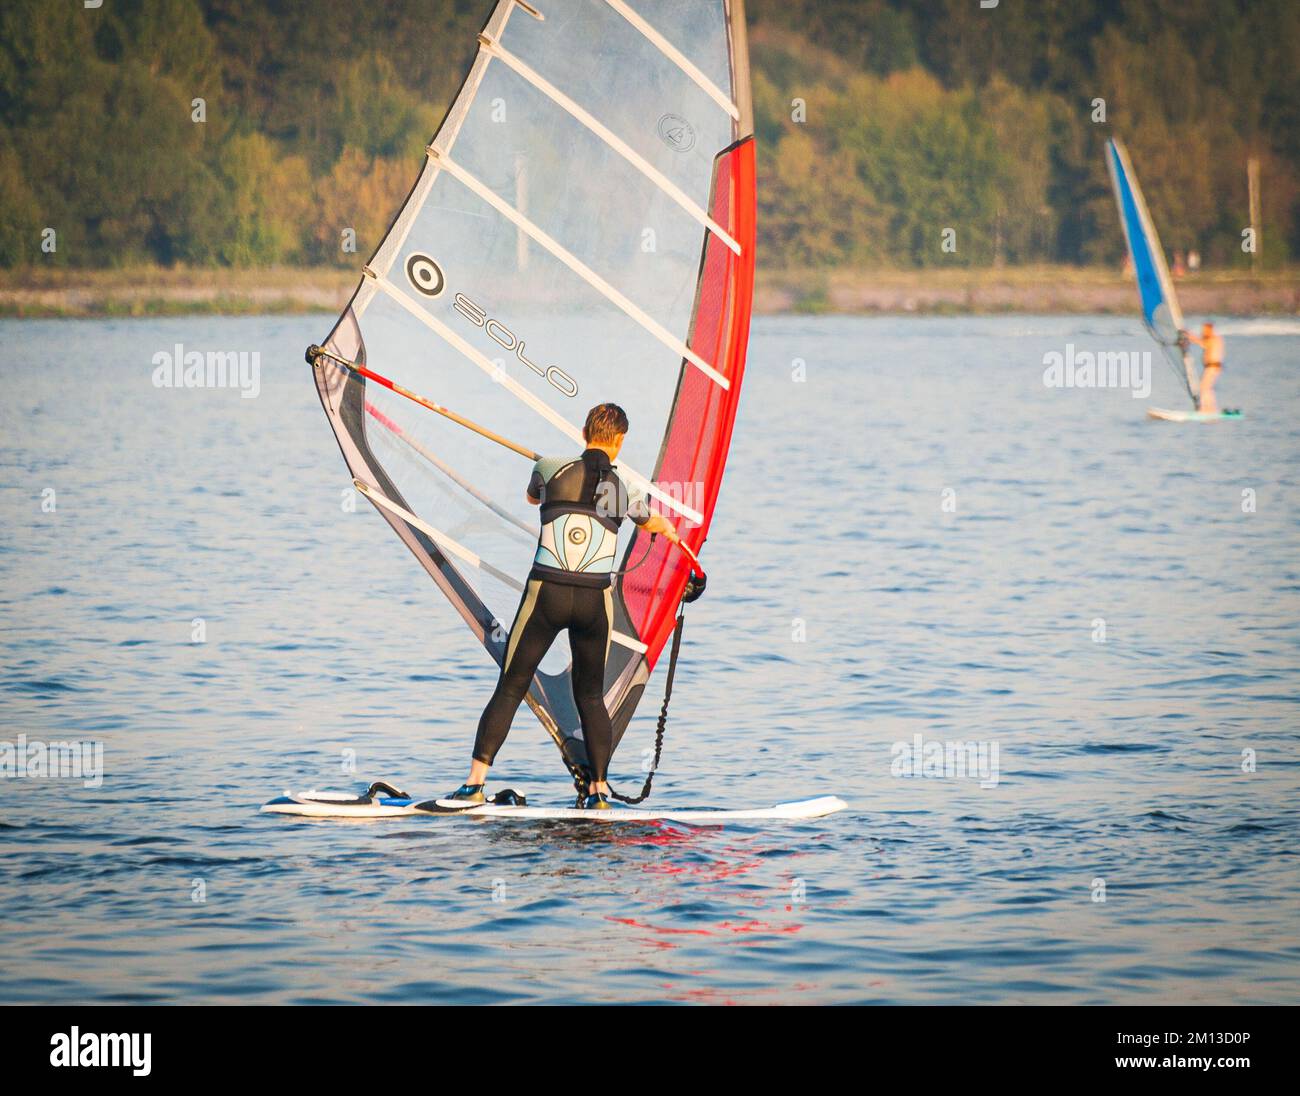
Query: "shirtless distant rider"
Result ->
[[1181, 321, 1224, 413]]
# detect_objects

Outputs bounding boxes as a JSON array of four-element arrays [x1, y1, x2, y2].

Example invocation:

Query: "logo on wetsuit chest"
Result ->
[[404, 252, 580, 400]]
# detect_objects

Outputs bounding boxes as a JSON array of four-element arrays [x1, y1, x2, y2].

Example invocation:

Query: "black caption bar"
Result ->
[[3, 1004, 1289, 1082]]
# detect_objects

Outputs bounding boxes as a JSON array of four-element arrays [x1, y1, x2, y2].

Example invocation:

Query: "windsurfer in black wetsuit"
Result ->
[[440, 404, 680, 810]]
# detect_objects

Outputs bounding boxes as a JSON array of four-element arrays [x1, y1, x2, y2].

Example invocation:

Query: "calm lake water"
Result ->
[[1, 313, 1297, 1004]]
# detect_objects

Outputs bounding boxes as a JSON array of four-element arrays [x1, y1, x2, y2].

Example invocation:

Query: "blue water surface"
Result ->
[[1, 313, 1297, 1004]]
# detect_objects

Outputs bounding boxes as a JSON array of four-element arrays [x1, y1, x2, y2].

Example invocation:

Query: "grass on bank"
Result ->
[[1, 264, 1296, 318]]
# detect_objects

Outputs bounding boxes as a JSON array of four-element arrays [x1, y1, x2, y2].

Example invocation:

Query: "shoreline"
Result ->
[[1, 265, 1296, 319]]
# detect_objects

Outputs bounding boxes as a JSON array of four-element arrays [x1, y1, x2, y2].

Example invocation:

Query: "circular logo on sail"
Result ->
[[657, 113, 696, 153], [406, 253, 445, 297]]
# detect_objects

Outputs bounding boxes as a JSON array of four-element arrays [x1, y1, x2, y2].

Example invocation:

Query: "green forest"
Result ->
[[1, 0, 1296, 271]]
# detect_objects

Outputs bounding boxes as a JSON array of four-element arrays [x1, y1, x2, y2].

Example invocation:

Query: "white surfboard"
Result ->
[[262, 789, 847, 823], [1147, 407, 1243, 422]]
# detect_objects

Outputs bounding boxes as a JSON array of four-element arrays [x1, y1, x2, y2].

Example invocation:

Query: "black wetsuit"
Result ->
[[472, 448, 650, 781]]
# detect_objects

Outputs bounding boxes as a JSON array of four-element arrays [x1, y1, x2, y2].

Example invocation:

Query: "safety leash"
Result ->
[[609, 610, 686, 805]]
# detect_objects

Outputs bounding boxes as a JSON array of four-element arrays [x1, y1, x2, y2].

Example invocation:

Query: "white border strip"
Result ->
[[368, 274, 705, 525], [603, 0, 740, 121], [480, 34, 740, 256], [431, 148, 730, 392], [356, 479, 648, 654]]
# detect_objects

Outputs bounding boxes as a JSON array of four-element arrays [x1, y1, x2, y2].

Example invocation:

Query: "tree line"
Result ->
[[1, 0, 1294, 270]]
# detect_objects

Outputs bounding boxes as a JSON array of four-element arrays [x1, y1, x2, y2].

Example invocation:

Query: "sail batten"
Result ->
[[364, 401, 536, 538], [478, 33, 742, 254], [429, 148, 732, 389], [603, 0, 740, 119], [312, 0, 755, 783]]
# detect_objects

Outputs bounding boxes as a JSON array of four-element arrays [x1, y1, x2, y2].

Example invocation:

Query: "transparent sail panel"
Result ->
[[504, 0, 735, 194]]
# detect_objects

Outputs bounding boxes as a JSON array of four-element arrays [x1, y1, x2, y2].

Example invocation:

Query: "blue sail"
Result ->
[[1105, 137, 1195, 402]]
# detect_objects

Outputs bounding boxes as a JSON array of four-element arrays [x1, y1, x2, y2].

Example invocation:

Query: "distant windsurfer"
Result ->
[[1180, 321, 1224, 412], [441, 404, 680, 810]]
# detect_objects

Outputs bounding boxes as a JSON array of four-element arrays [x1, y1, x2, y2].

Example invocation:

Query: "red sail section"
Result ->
[[620, 136, 756, 669]]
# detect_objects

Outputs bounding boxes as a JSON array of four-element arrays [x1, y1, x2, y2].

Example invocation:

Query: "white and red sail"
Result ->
[[312, 0, 756, 779]]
